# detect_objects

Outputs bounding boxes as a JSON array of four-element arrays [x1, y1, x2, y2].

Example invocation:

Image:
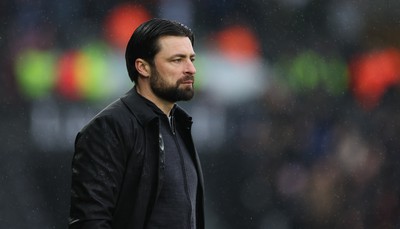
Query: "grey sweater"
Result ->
[[147, 106, 198, 229]]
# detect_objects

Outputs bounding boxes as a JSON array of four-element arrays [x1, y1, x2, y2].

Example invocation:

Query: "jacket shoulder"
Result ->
[[78, 98, 141, 143]]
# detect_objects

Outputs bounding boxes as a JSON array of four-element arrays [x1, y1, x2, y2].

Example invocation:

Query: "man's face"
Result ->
[[149, 36, 196, 103]]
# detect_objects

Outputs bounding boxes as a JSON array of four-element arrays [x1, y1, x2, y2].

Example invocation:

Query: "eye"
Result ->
[[172, 58, 182, 63]]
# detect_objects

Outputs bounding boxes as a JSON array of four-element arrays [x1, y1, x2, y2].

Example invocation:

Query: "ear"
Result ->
[[135, 58, 151, 78]]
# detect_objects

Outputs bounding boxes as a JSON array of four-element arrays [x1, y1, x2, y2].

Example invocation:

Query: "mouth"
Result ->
[[180, 77, 194, 85], [182, 80, 194, 85]]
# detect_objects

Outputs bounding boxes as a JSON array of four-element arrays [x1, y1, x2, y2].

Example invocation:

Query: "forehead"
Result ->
[[156, 36, 195, 56]]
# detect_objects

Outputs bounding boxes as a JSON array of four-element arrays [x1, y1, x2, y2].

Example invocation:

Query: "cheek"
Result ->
[[163, 69, 181, 81], [155, 63, 182, 82]]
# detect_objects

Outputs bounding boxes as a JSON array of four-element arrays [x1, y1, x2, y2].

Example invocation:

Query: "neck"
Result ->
[[136, 86, 175, 116]]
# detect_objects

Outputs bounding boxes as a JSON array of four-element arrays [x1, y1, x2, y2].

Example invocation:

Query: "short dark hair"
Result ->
[[125, 18, 195, 83]]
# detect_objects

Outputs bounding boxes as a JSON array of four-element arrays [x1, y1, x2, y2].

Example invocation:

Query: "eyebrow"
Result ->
[[170, 53, 196, 58]]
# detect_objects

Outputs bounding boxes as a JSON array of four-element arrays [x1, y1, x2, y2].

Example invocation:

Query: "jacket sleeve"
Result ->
[[69, 115, 128, 229]]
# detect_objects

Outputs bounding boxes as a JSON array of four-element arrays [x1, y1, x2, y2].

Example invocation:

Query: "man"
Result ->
[[69, 18, 205, 229]]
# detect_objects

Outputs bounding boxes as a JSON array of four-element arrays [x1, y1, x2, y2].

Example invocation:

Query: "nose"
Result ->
[[185, 60, 196, 75]]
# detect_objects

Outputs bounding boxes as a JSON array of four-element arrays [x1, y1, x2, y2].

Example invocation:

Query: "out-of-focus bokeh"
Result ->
[[1, 0, 400, 228]]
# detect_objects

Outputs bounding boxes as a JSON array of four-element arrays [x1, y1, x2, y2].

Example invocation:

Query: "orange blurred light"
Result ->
[[215, 25, 260, 60], [104, 3, 151, 50], [350, 48, 400, 110]]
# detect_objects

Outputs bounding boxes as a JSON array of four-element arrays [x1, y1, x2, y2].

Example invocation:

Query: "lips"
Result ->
[[182, 80, 194, 84], [180, 76, 194, 85]]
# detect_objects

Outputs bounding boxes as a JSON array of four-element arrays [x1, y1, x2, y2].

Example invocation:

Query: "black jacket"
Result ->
[[69, 88, 205, 229]]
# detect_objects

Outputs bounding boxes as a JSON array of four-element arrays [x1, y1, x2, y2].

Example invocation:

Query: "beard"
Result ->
[[150, 67, 194, 103]]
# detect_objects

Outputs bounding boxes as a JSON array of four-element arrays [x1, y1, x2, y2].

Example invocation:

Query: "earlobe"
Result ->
[[135, 58, 151, 77]]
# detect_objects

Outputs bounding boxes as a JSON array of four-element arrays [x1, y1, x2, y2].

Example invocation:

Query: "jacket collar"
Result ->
[[120, 87, 193, 127]]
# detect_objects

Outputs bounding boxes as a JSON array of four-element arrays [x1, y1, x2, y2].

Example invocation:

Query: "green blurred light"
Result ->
[[288, 51, 321, 92], [192, 54, 205, 91], [15, 49, 57, 99], [77, 42, 111, 101], [278, 50, 348, 95], [321, 58, 349, 95]]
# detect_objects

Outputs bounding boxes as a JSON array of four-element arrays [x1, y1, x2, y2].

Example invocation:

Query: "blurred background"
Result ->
[[1, 0, 400, 228]]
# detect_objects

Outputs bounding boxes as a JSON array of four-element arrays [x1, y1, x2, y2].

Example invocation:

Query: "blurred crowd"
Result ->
[[1, 0, 400, 228], [205, 86, 400, 228]]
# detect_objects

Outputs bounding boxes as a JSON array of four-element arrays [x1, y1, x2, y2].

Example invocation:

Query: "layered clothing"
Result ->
[[69, 87, 205, 229]]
